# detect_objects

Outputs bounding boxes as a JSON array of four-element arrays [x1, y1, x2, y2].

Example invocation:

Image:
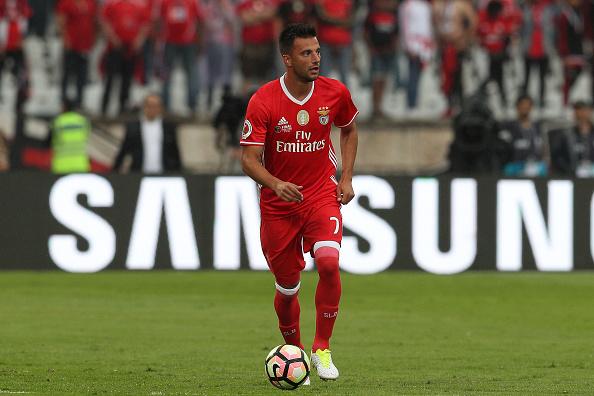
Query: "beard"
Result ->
[[294, 66, 319, 83]]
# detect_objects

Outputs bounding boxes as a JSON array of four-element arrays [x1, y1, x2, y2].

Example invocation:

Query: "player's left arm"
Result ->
[[337, 122, 358, 205]]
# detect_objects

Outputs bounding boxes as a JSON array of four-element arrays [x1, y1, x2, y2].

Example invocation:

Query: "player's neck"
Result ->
[[283, 73, 313, 101]]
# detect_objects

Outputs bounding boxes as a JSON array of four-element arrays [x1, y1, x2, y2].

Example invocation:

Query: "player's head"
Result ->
[[279, 23, 320, 83]]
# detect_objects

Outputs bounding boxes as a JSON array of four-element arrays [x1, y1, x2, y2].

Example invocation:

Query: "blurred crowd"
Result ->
[[1, 0, 594, 177], [5, 0, 594, 116]]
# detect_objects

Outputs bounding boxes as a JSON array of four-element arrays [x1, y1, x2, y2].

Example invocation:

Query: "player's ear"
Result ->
[[282, 54, 292, 68]]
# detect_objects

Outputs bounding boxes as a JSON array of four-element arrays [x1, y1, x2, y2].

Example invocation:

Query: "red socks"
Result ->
[[274, 289, 304, 350], [312, 247, 341, 352], [273, 246, 341, 352]]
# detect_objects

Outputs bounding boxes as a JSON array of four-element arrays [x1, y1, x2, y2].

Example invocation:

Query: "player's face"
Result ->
[[285, 37, 321, 82]]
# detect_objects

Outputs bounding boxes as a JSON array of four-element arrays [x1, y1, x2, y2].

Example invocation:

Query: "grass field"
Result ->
[[1, 271, 594, 395]]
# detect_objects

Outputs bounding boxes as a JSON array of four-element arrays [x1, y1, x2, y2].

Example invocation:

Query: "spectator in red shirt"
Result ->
[[202, 0, 237, 110], [478, 0, 513, 109], [279, 0, 314, 27], [56, 0, 97, 109], [555, 0, 586, 106], [0, 0, 31, 112], [237, 0, 279, 93], [520, 0, 554, 108], [365, 0, 398, 120], [160, 0, 204, 114], [100, 0, 151, 116], [315, 0, 357, 86]]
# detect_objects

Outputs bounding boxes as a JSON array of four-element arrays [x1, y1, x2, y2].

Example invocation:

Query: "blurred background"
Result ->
[[2, 5, 594, 392], [2, 0, 594, 177]]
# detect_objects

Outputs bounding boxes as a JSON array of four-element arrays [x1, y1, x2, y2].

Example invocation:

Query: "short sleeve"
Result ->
[[333, 84, 359, 128], [240, 93, 269, 146]]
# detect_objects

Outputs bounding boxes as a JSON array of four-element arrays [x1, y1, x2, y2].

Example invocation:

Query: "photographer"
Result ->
[[500, 95, 547, 176], [448, 87, 504, 173], [550, 101, 594, 176]]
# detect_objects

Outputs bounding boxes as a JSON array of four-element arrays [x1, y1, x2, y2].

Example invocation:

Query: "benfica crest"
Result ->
[[317, 106, 330, 125]]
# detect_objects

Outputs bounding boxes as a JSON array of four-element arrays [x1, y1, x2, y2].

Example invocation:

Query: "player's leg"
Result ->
[[303, 206, 342, 380], [274, 277, 303, 350], [261, 216, 306, 350], [312, 240, 341, 353]]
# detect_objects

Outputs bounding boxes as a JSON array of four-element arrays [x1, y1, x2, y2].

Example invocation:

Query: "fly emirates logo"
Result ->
[[276, 130, 326, 153]]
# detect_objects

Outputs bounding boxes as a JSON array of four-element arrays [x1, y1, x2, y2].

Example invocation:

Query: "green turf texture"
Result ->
[[1, 271, 593, 395]]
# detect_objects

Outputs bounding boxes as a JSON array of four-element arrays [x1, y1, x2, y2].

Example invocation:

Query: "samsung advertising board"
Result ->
[[0, 173, 592, 273]]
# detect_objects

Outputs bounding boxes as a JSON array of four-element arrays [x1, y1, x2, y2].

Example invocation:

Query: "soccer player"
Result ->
[[240, 23, 358, 382]]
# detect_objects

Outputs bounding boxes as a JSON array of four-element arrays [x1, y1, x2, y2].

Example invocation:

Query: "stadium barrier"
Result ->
[[0, 173, 590, 273]]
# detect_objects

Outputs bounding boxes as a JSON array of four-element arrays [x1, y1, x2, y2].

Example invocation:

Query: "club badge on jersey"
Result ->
[[318, 107, 330, 125]]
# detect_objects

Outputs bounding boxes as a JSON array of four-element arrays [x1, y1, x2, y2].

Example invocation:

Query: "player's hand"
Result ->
[[273, 181, 304, 203], [336, 180, 355, 204]]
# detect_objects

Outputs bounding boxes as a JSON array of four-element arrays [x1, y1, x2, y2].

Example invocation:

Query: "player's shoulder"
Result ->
[[250, 79, 283, 104], [315, 76, 350, 95]]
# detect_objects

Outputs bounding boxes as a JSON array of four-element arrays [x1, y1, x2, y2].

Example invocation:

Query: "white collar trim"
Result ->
[[280, 74, 315, 106]]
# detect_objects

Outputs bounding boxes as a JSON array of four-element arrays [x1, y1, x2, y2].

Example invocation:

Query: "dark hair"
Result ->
[[486, 0, 503, 17], [143, 92, 163, 105], [62, 98, 77, 112], [516, 94, 533, 106], [573, 100, 592, 109], [279, 23, 317, 55]]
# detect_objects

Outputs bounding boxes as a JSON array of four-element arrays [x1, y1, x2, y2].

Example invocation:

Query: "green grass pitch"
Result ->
[[1, 271, 594, 395]]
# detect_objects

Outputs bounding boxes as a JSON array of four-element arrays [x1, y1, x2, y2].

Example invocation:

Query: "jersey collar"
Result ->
[[280, 74, 315, 106]]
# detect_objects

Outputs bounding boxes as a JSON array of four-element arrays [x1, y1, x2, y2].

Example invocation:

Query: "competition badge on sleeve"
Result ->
[[242, 119, 253, 139]]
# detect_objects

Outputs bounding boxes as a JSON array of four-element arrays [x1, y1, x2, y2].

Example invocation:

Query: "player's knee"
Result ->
[[313, 241, 340, 278], [275, 281, 300, 297]]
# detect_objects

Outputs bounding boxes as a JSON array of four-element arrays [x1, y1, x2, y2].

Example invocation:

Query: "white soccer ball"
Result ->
[[265, 344, 310, 390]]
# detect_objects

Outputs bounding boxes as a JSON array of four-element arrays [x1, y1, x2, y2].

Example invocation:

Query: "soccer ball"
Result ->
[[265, 344, 310, 390]]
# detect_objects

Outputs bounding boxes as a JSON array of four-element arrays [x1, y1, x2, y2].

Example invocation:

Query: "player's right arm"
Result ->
[[240, 91, 303, 203], [241, 146, 303, 203]]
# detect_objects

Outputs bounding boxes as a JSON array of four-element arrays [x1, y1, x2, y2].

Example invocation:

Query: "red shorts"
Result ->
[[260, 204, 342, 286]]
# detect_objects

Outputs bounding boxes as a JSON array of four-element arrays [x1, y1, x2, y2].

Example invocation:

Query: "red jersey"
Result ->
[[478, 11, 511, 54], [237, 0, 278, 44], [365, 7, 398, 52], [0, 0, 31, 51], [528, 2, 546, 58], [56, 0, 97, 53], [316, 0, 354, 46], [101, 0, 150, 45], [161, 0, 203, 45], [241, 75, 358, 217]]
